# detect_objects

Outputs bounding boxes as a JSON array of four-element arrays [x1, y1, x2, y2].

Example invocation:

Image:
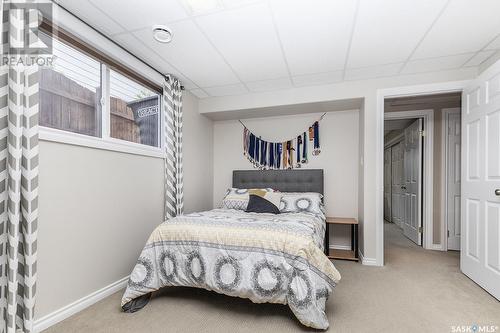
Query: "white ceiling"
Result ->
[[54, 0, 500, 98]]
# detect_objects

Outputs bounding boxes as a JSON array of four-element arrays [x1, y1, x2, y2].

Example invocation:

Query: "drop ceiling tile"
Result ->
[[271, 0, 356, 75], [55, 0, 125, 35], [204, 83, 248, 97], [345, 63, 402, 81], [246, 77, 292, 92], [189, 88, 209, 98], [180, 0, 223, 15], [292, 71, 343, 87], [221, 0, 263, 8], [113, 33, 174, 70], [89, 0, 188, 31], [485, 35, 500, 50], [348, 0, 448, 68], [401, 54, 473, 74], [464, 50, 496, 67], [413, 0, 500, 59], [112, 33, 197, 89], [133, 21, 240, 87], [195, 3, 288, 82], [176, 76, 198, 90]]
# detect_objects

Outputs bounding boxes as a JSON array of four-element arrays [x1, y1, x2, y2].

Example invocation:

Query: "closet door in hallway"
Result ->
[[446, 111, 461, 251], [391, 142, 404, 227], [384, 147, 392, 221], [403, 119, 423, 245]]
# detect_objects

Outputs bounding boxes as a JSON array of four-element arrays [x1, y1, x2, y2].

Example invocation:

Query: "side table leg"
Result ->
[[354, 224, 358, 259], [351, 224, 354, 251], [325, 223, 329, 256]]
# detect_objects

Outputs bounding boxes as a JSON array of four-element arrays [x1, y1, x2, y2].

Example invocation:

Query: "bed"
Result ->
[[121, 169, 341, 329]]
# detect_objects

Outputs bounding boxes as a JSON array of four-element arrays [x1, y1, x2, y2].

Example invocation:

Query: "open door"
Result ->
[[384, 147, 392, 221], [461, 61, 500, 300], [402, 119, 423, 245], [446, 111, 461, 251], [391, 142, 404, 227]]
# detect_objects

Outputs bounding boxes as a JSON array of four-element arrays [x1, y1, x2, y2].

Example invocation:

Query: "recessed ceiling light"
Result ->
[[152, 25, 173, 43], [183, 0, 222, 14]]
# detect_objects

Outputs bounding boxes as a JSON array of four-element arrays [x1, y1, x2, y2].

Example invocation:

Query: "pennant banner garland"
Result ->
[[241, 113, 326, 169]]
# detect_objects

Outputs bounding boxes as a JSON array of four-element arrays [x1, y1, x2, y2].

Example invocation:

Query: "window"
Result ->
[[40, 37, 102, 137], [39, 26, 164, 157], [109, 70, 160, 147]]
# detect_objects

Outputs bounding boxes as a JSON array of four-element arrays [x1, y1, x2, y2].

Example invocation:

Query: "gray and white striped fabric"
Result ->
[[0, 5, 40, 333], [163, 76, 183, 220]]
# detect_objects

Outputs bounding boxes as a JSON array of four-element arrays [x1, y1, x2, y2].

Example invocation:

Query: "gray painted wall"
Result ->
[[36, 92, 213, 319]]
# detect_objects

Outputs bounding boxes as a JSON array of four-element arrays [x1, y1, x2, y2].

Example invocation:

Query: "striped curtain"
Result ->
[[0, 8, 40, 333], [163, 76, 183, 220]]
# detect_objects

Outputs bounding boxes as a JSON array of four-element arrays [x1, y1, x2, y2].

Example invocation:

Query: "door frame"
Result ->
[[376, 80, 470, 266], [442, 107, 462, 251], [385, 110, 434, 248]]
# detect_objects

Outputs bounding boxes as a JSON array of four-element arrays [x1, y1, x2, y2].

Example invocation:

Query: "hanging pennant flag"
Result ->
[[249, 133, 255, 162], [269, 142, 274, 168], [277, 142, 282, 169], [302, 131, 308, 164], [313, 121, 321, 156], [239, 113, 325, 169], [262, 140, 266, 168], [296, 135, 302, 168], [256, 137, 260, 165], [243, 128, 247, 156]]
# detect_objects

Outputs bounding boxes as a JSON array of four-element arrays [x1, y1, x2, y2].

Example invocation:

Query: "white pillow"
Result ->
[[279, 192, 324, 216], [221, 188, 274, 210]]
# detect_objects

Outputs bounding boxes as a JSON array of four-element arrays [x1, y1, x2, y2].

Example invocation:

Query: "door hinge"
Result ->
[[447, 230, 450, 237], [419, 130, 425, 137], [418, 226, 423, 233]]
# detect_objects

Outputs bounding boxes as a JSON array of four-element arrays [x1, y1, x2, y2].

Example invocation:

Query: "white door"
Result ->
[[461, 60, 500, 300], [447, 111, 461, 251], [391, 142, 404, 227], [403, 119, 423, 245], [384, 147, 392, 221]]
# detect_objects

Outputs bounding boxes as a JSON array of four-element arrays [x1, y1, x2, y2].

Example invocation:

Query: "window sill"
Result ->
[[39, 127, 165, 159]]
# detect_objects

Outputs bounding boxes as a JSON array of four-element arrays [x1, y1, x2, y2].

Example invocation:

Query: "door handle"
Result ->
[[496, 189, 500, 196]]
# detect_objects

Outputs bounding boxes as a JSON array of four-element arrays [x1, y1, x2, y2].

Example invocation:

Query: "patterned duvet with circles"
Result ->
[[121, 209, 341, 330]]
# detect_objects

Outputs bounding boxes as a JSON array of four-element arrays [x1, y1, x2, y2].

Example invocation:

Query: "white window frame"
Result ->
[[39, 50, 165, 159]]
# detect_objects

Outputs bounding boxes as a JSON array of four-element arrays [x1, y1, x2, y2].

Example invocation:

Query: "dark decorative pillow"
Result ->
[[246, 193, 281, 214]]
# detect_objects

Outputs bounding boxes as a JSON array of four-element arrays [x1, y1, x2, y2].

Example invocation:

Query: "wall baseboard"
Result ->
[[359, 250, 378, 266], [34, 275, 129, 333]]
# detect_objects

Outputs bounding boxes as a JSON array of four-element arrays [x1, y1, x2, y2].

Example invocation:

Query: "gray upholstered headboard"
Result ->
[[232, 169, 324, 194]]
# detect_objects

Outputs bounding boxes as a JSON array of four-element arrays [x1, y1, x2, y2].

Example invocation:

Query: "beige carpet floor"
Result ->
[[44, 223, 500, 333]]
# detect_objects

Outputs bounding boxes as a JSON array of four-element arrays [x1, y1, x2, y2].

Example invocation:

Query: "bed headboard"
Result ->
[[232, 169, 324, 194]]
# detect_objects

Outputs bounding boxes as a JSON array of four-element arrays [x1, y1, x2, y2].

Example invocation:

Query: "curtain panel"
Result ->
[[163, 76, 183, 220], [0, 1, 40, 332]]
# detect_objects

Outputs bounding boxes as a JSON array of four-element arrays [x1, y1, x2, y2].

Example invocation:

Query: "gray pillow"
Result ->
[[246, 194, 280, 214]]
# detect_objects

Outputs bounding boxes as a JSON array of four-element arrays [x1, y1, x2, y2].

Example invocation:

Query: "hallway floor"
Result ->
[[43, 222, 500, 333]]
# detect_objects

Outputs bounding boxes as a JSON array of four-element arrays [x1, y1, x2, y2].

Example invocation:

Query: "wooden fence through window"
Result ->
[[40, 68, 142, 144]]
